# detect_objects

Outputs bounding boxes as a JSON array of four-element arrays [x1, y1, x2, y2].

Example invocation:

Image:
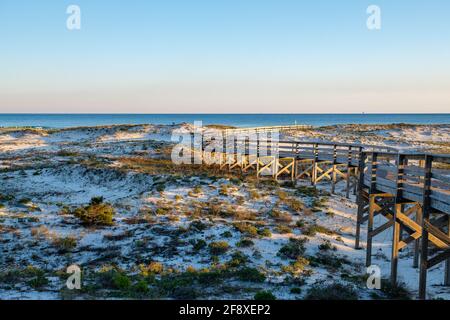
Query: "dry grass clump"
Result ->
[[188, 185, 203, 197], [302, 223, 337, 237], [233, 222, 258, 237], [275, 225, 293, 234], [52, 235, 77, 252], [248, 189, 261, 200], [281, 256, 310, 275], [123, 214, 155, 225], [31, 226, 77, 252], [278, 237, 308, 259], [209, 241, 230, 255], [269, 208, 292, 223], [139, 261, 164, 276], [31, 226, 50, 239]]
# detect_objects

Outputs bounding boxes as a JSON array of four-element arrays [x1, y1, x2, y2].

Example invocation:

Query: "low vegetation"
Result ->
[[71, 197, 115, 226]]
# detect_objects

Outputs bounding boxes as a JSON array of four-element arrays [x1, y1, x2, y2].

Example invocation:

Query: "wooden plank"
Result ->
[[427, 249, 450, 269]]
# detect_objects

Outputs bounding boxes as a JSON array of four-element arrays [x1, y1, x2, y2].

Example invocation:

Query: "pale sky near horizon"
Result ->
[[1, 0, 449, 113]]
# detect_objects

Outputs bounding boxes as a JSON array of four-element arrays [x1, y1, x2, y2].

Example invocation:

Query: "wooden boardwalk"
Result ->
[[196, 133, 450, 299]]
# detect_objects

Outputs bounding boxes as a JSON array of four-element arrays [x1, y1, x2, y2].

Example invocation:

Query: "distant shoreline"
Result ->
[[0, 114, 449, 129]]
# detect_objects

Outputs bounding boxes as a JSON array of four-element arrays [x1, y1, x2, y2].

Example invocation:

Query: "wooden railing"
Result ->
[[201, 137, 450, 215]]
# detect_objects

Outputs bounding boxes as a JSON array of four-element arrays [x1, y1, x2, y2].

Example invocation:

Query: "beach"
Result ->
[[1, 122, 449, 300]]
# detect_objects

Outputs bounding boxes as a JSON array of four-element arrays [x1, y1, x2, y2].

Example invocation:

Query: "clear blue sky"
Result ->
[[1, 0, 449, 113]]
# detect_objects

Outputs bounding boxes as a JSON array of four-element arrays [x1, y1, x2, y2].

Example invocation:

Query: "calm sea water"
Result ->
[[0, 114, 449, 129]]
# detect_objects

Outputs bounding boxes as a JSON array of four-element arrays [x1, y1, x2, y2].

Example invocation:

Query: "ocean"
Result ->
[[0, 114, 449, 129]]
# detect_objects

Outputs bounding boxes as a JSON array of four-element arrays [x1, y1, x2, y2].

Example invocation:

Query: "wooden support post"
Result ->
[[274, 158, 279, 181], [445, 216, 450, 286], [331, 145, 337, 194], [365, 152, 378, 265], [366, 195, 375, 267], [413, 206, 422, 268], [419, 155, 432, 300], [355, 151, 367, 249], [311, 143, 318, 186], [346, 146, 352, 198], [256, 135, 260, 180], [391, 203, 401, 285], [391, 154, 406, 285]]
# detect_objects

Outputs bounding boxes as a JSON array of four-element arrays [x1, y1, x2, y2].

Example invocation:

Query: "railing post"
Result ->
[[391, 153, 406, 286], [190, 132, 195, 165], [445, 216, 450, 286], [331, 144, 337, 194], [366, 152, 378, 266], [355, 150, 367, 249], [346, 146, 352, 198], [311, 143, 318, 186], [419, 155, 433, 300]]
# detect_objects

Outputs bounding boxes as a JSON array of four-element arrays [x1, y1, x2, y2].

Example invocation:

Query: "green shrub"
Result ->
[[254, 291, 276, 300], [305, 283, 358, 300], [278, 238, 308, 259], [171, 286, 198, 299], [221, 231, 233, 238], [237, 238, 254, 247], [380, 279, 412, 300], [155, 182, 166, 192], [309, 253, 350, 269], [227, 251, 249, 267], [192, 239, 207, 251], [295, 219, 306, 228], [290, 287, 302, 294], [90, 196, 104, 205], [302, 223, 336, 237], [209, 241, 230, 255], [0, 193, 14, 202], [258, 228, 272, 238], [26, 267, 48, 289], [72, 201, 115, 226], [189, 220, 208, 231], [233, 222, 258, 237], [311, 197, 327, 209], [28, 274, 49, 289], [296, 186, 318, 197], [134, 279, 149, 293], [155, 207, 170, 215], [236, 267, 265, 282], [113, 272, 131, 290], [318, 240, 336, 252], [18, 198, 31, 205], [281, 256, 310, 275]]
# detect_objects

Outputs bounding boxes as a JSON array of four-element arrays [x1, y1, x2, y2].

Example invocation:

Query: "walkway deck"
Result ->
[[197, 134, 450, 299]]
